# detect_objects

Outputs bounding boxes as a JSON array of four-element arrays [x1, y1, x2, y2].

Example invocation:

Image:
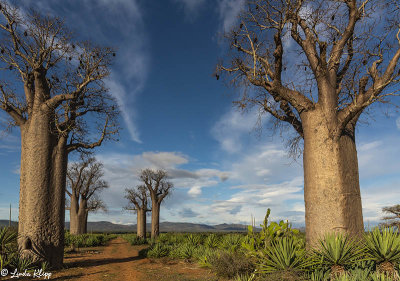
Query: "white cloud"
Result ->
[[361, 179, 400, 224], [106, 78, 141, 143], [17, 0, 149, 143], [205, 177, 304, 224], [217, 0, 246, 32], [211, 107, 268, 153], [173, 0, 207, 20], [142, 152, 188, 169], [357, 138, 400, 179], [396, 117, 400, 130], [92, 151, 228, 224], [229, 144, 302, 184]]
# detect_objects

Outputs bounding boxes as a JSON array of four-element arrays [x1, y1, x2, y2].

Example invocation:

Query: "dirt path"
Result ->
[[50, 237, 220, 281], [52, 237, 146, 281]]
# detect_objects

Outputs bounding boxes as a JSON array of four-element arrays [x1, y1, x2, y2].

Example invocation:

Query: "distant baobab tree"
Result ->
[[0, 2, 119, 268], [217, 0, 400, 246], [124, 185, 151, 239], [140, 169, 173, 239], [381, 204, 400, 229], [66, 157, 108, 235]]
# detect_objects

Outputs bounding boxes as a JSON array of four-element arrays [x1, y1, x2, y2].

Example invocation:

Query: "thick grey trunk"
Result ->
[[69, 194, 79, 234], [70, 198, 87, 235], [137, 209, 146, 239], [84, 210, 88, 234], [151, 203, 160, 239], [302, 108, 364, 247], [18, 111, 67, 269]]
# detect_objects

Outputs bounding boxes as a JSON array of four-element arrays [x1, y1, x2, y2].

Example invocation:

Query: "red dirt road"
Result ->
[[52, 237, 146, 281], [49, 237, 219, 281]]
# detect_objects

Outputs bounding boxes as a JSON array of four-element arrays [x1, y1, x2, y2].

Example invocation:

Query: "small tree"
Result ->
[[124, 185, 151, 239], [66, 157, 109, 235], [381, 205, 400, 229], [140, 169, 173, 239]]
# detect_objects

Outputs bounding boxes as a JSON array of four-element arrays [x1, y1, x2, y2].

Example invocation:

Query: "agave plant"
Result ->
[[0, 227, 17, 255], [370, 272, 396, 281], [147, 243, 169, 258], [307, 269, 330, 281], [364, 227, 400, 279], [205, 234, 220, 249], [178, 243, 196, 260], [186, 234, 202, 246], [222, 234, 243, 252], [257, 235, 309, 275], [310, 233, 366, 278], [233, 273, 256, 281]]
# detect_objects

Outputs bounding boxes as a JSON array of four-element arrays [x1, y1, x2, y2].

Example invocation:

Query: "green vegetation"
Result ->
[[131, 209, 400, 281], [0, 226, 47, 271], [64, 232, 117, 249]]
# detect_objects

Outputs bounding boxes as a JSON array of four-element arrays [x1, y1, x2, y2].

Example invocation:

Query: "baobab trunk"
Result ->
[[18, 110, 67, 269], [69, 198, 88, 235], [84, 210, 88, 234], [137, 209, 146, 239], [151, 203, 160, 239], [302, 107, 364, 247]]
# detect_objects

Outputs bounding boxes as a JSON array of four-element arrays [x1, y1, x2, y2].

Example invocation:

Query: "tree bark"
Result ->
[[302, 106, 364, 247], [151, 202, 160, 239], [69, 198, 87, 235], [18, 110, 67, 269], [84, 210, 88, 234], [137, 209, 146, 239]]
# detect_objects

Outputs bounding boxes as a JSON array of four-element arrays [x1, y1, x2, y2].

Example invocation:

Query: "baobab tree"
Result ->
[[217, 0, 400, 246], [66, 157, 109, 235], [0, 2, 118, 267], [381, 205, 400, 229], [140, 169, 173, 239], [124, 185, 151, 239]]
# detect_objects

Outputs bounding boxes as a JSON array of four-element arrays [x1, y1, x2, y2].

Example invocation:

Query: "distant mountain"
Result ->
[[2, 219, 306, 233], [66, 221, 255, 233], [0, 220, 18, 228]]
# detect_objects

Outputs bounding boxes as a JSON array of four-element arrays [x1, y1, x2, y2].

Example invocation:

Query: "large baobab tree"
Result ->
[[217, 0, 400, 246], [381, 205, 400, 229], [124, 185, 151, 239], [140, 169, 173, 239], [66, 157, 109, 235], [0, 2, 118, 267]]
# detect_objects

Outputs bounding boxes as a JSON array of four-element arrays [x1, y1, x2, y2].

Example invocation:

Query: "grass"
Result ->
[[64, 232, 117, 249]]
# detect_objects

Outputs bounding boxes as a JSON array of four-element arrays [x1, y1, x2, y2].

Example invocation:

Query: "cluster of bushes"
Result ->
[[120, 234, 149, 246], [64, 232, 117, 249], [137, 209, 400, 281]]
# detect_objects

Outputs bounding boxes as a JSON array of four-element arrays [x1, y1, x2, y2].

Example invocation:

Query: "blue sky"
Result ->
[[0, 0, 399, 227]]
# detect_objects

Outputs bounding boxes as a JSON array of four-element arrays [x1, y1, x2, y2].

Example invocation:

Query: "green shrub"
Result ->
[[64, 233, 115, 248], [209, 250, 254, 278], [309, 233, 366, 278], [147, 243, 169, 258], [221, 234, 244, 251], [364, 227, 400, 277], [186, 234, 202, 246], [258, 236, 308, 275], [205, 234, 220, 248]]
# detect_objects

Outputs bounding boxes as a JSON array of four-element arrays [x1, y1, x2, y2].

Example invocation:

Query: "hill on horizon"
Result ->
[[0, 220, 272, 233]]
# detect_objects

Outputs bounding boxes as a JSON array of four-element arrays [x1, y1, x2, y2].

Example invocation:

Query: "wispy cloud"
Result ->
[[211, 107, 268, 153], [93, 151, 228, 223], [18, 0, 149, 143], [172, 0, 207, 20], [217, 0, 245, 32]]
